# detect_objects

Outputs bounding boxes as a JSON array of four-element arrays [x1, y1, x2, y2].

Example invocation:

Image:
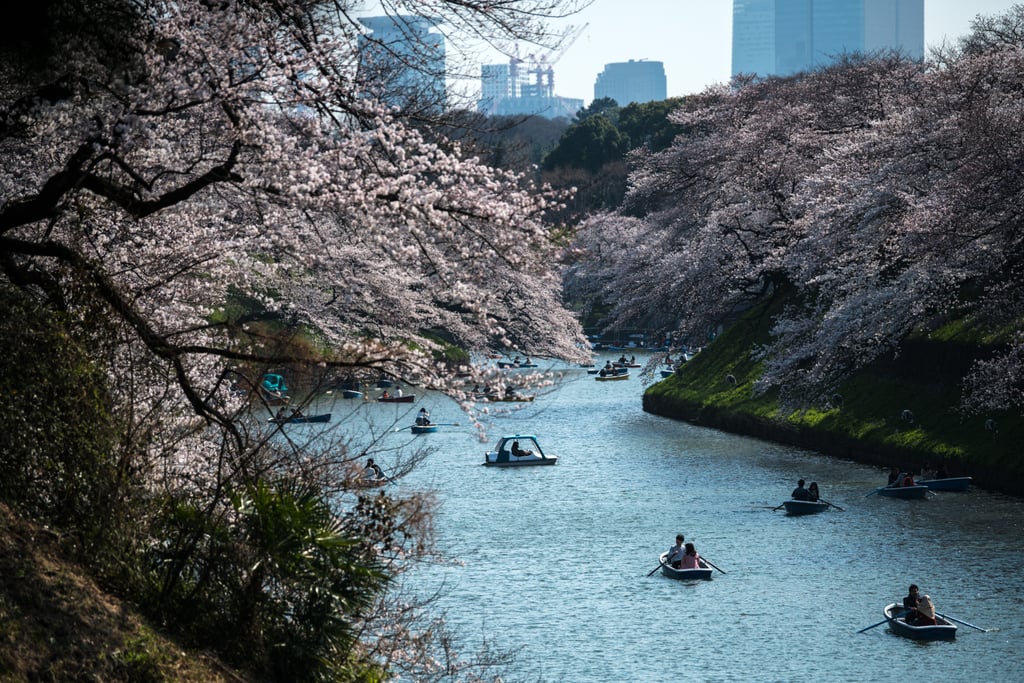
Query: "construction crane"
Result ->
[[508, 22, 588, 99], [533, 22, 588, 96]]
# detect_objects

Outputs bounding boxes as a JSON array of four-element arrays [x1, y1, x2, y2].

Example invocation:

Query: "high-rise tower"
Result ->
[[358, 15, 446, 112], [732, 0, 923, 79], [594, 60, 667, 106]]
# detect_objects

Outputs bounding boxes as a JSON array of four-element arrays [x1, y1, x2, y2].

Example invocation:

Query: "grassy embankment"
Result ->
[[643, 291, 1024, 496]]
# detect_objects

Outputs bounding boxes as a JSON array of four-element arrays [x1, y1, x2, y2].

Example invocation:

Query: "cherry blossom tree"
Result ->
[[568, 14, 1024, 413], [0, 0, 591, 677]]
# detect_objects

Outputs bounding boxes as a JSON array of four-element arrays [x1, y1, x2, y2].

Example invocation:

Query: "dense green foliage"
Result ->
[[0, 285, 126, 552]]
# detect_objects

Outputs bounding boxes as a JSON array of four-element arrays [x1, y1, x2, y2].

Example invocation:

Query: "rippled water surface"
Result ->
[[327, 354, 1024, 682]]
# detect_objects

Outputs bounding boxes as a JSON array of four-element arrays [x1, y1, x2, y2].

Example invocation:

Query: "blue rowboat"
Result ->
[[269, 413, 331, 425], [884, 603, 956, 640], [782, 499, 829, 515], [915, 476, 971, 492], [876, 485, 929, 499], [658, 553, 713, 581], [341, 389, 363, 399], [411, 423, 438, 434]]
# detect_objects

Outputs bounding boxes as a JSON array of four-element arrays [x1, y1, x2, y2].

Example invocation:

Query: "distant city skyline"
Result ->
[[473, 0, 1022, 104], [355, 1, 1023, 107]]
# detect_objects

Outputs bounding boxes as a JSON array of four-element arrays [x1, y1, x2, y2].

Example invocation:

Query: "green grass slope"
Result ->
[[643, 293, 1024, 496]]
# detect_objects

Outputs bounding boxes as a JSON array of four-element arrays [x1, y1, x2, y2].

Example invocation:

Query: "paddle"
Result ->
[[865, 486, 884, 497], [771, 503, 786, 511], [857, 609, 908, 633], [394, 424, 417, 432], [647, 561, 667, 577], [430, 422, 461, 427], [821, 499, 845, 511], [701, 557, 727, 574], [936, 612, 994, 632]]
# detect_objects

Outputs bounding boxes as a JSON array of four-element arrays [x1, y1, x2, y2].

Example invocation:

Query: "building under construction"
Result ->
[[478, 30, 586, 119]]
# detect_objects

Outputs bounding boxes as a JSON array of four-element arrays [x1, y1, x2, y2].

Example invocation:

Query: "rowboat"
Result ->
[[883, 603, 957, 640], [484, 434, 557, 467], [658, 553, 713, 581], [595, 371, 629, 381], [915, 476, 971, 492], [660, 369, 675, 378], [268, 413, 331, 424], [411, 423, 438, 434], [379, 394, 414, 403], [875, 484, 930, 499], [782, 499, 829, 515], [341, 389, 363, 399]]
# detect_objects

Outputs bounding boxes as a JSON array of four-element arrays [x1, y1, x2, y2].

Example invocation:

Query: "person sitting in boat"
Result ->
[[381, 390, 390, 399], [364, 458, 384, 480], [887, 466, 901, 486], [920, 463, 937, 481], [416, 407, 430, 426], [618, 354, 628, 364], [666, 534, 686, 569], [900, 472, 915, 487], [510, 440, 533, 458], [791, 479, 812, 501], [902, 584, 921, 623], [680, 542, 702, 570], [915, 595, 937, 626], [935, 463, 949, 479], [807, 482, 820, 502], [395, 387, 403, 397]]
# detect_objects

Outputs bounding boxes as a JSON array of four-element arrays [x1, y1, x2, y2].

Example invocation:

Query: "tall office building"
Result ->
[[358, 15, 446, 112], [732, 0, 923, 79], [593, 60, 667, 105]]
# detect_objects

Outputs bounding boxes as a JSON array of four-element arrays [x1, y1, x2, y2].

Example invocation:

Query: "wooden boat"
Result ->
[[268, 413, 331, 424], [379, 394, 414, 403], [915, 476, 971, 492], [411, 423, 438, 434], [782, 499, 829, 515], [484, 434, 557, 467], [595, 370, 629, 381], [658, 553, 713, 581], [883, 603, 957, 640], [876, 484, 930, 499]]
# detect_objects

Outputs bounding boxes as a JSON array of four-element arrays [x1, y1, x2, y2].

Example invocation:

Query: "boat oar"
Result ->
[[393, 424, 417, 432], [431, 422, 461, 427], [865, 486, 883, 497], [701, 557, 727, 574], [647, 554, 670, 577], [936, 612, 995, 632], [771, 503, 786, 511], [821, 499, 845, 511], [857, 609, 908, 633]]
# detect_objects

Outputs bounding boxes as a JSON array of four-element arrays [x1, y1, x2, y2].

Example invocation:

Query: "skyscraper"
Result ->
[[593, 60, 667, 106], [358, 15, 447, 112], [732, 0, 923, 79]]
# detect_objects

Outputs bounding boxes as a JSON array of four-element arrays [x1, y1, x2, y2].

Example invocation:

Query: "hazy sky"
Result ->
[[475, 0, 1023, 103]]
